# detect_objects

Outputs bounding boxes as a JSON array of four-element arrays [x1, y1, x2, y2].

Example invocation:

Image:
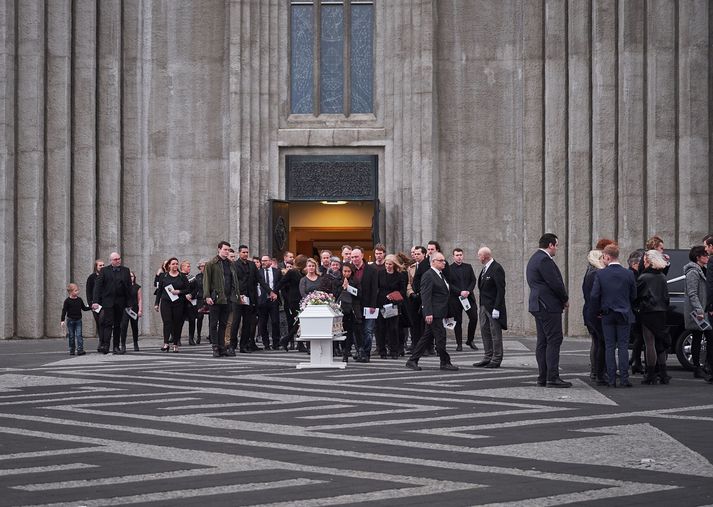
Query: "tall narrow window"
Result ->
[[290, 0, 374, 116], [291, 3, 314, 114]]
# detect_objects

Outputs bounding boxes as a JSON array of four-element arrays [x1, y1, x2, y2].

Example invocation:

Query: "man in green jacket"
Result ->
[[204, 241, 241, 357]]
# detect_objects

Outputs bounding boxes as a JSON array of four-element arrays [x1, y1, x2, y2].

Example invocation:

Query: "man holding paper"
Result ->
[[474, 247, 507, 368], [92, 252, 132, 354], [448, 248, 478, 351], [405, 253, 459, 371], [351, 247, 379, 362]]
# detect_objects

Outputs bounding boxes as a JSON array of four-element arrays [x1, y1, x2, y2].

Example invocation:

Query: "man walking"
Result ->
[[204, 241, 240, 357], [591, 243, 637, 387], [405, 252, 458, 371], [232, 245, 259, 354], [474, 246, 507, 368], [526, 233, 571, 387], [92, 252, 132, 354]]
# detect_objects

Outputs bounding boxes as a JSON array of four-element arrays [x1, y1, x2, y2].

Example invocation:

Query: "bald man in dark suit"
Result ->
[[406, 252, 458, 371]]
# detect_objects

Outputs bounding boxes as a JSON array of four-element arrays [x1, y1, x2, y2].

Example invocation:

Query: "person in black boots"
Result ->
[[155, 258, 192, 353], [277, 255, 307, 352], [636, 250, 671, 384], [92, 252, 132, 355], [86, 259, 104, 349], [120, 272, 143, 352], [203, 241, 240, 358], [193, 259, 207, 344], [181, 260, 198, 346], [684, 245, 712, 383], [335, 263, 361, 362], [377, 255, 407, 359]]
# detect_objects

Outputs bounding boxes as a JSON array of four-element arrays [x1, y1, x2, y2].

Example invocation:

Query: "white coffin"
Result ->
[[298, 304, 343, 338]]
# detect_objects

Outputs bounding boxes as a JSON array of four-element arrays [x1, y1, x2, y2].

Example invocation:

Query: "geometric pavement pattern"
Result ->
[[1, 337, 713, 506]]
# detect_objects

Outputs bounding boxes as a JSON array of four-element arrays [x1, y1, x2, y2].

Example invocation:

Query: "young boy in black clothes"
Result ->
[[60, 283, 91, 355]]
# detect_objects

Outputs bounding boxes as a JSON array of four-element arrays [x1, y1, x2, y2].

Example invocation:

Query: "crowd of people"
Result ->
[[60, 233, 713, 386]]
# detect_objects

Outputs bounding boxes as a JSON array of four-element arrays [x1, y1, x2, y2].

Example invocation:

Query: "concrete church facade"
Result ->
[[0, 0, 711, 339]]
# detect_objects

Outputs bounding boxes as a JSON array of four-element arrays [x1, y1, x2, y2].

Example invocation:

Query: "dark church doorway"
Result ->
[[270, 154, 380, 261]]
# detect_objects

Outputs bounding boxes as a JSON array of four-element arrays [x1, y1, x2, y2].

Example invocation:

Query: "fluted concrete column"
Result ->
[[71, 0, 97, 336], [97, 0, 123, 255], [0, 0, 16, 338], [45, 0, 72, 333], [566, 0, 592, 334], [16, 0, 45, 338], [646, 0, 677, 243], [591, 0, 618, 241], [677, 0, 709, 246]]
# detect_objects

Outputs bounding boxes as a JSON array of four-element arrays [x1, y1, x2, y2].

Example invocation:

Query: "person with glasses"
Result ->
[[92, 252, 132, 354], [405, 253, 459, 371]]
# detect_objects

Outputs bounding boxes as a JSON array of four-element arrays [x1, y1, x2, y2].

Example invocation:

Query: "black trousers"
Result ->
[[257, 301, 281, 347], [533, 311, 564, 382], [100, 305, 123, 351], [231, 302, 256, 350], [185, 303, 197, 339], [453, 302, 478, 345], [407, 295, 423, 347], [160, 301, 185, 345], [208, 303, 230, 350], [120, 312, 139, 346], [409, 317, 451, 366], [384, 316, 400, 356], [375, 314, 386, 355]]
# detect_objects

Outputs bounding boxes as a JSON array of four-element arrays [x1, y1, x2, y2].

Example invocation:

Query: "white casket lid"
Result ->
[[299, 303, 342, 318]]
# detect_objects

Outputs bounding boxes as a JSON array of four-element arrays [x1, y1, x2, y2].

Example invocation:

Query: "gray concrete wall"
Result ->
[[0, 0, 710, 338]]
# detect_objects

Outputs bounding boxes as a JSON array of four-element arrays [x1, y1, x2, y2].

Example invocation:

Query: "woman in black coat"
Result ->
[[635, 250, 671, 384], [377, 255, 407, 359], [86, 259, 105, 344], [154, 257, 192, 352], [334, 263, 361, 362], [276, 254, 307, 351], [582, 250, 606, 385]]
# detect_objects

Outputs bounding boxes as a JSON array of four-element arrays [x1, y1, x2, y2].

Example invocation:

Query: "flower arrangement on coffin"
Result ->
[[299, 290, 341, 313]]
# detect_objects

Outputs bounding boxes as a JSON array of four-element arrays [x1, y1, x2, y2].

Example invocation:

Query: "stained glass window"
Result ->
[[290, 1, 374, 116]]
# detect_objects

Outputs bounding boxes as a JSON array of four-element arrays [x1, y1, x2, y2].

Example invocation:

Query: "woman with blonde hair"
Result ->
[[582, 249, 606, 384], [376, 254, 407, 359], [635, 250, 671, 384], [299, 257, 323, 298]]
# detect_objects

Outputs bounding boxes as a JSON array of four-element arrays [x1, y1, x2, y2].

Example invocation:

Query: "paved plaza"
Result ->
[[0, 335, 712, 506]]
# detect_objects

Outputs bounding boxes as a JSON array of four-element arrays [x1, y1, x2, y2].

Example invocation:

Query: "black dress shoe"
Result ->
[[620, 380, 633, 387], [546, 378, 572, 388], [119, 345, 126, 354], [380, 354, 387, 359], [133, 344, 140, 351], [465, 341, 479, 350], [405, 360, 421, 371], [596, 379, 609, 386], [227, 347, 237, 356], [455, 345, 463, 351], [536, 381, 546, 387], [484, 362, 500, 368], [188, 338, 196, 346], [77, 350, 86, 356], [473, 360, 490, 367], [195, 336, 201, 345], [440, 363, 459, 371], [112, 348, 121, 355]]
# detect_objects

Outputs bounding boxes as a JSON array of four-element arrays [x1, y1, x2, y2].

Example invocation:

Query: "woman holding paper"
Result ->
[[683, 245, 712, 382], [120, 272, 142, 352], [377, 255, 407, 359], [335, 262, 361, 362], [155, 257, 192, 352]]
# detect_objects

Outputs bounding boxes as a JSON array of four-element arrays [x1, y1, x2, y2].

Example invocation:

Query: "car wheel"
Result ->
[[675, 330, 699, 371]]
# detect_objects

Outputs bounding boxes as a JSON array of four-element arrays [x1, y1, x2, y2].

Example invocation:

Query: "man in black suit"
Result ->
[[411, 241, 447, 355], [406, 252, 458, 371], [351, 246, 379, 362], [526, 233, 570, 387], [449, 248, 478, 351], [474, 247, 507, 368], [406, 246, 426, 351], [256, 254, 282, 350], [591, 243, 637, 387], [231, 244, 259, 354], [92, 252, 132, 354]]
